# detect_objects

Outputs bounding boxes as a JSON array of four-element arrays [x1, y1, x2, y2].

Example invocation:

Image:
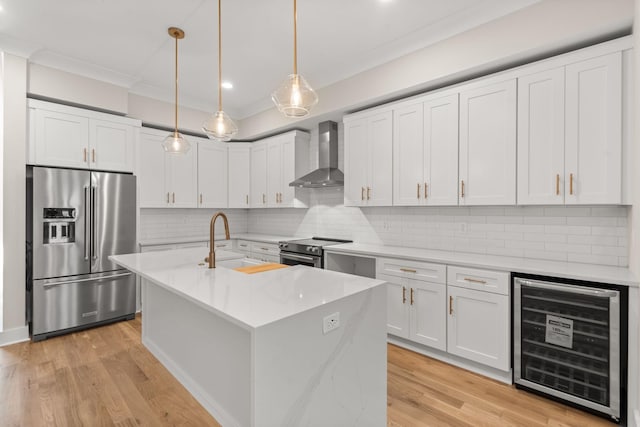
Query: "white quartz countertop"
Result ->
[[110, 248, 385, 330], [325, 243, 639, 287], [139, 233, 304, 247]]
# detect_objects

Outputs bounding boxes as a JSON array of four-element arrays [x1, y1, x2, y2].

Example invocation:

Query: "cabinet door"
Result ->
[[517, 68, 565, 205], [393, 102, 424, 206], [167, 146, 198, 208], [379, 274, 409, 339], [459, 79, 517, 205], [565, 52, 622, 204], [266, 139, 282, 207], [343, 118, 368, 207], [279, 136, 297, 207], [250, 142, 268, 207], [447, 286, 510, 371], [367, 111, 393, 206], [409, 280, 447, 351], [138, 131, 168, 208], [228, 145, 251, 208], [197, 141, 228, 208], [33, 109, 89, 169], [424, 94, 459, 206], [90, 119, 135, 172]]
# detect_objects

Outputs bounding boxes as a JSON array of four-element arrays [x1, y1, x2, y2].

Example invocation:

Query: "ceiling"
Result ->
[[0, 0, 541, 119]]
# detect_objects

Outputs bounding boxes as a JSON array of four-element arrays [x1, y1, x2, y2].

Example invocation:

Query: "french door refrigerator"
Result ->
[[26, 166, 137, 341]]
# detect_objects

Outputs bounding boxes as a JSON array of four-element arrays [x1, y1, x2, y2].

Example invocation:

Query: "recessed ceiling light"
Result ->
[[221, 81, 233, 89]]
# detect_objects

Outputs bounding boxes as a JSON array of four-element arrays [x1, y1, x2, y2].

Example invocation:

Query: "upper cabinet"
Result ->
[[458, 78, 517, 206], [393, 93, 459, 206], [250, 141, 268, 208], [28, 99, 139, 173], [228, 144, 251, 208], [197, 138, 228, 208], [344, 110, 393, 206], [517, 52, 622, 205]]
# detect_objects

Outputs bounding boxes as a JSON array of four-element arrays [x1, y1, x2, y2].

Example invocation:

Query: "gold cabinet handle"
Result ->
[[199, 193, 203, 205], [166, 192, 170, 204], [449, 296, 453, 315], [275, 193, 278, 203], [262, 193, 266, 204], [361, 187, 365, 201], [172, 192, 175, 204], [461, 180, 465, 198], [410, 288, 414, 305], [402, 286, 406, 304], [569, 173, 574, 195], [246, 195, 249, 205], [417, 183, 420, 199], [279, 192, 283, 203], [92, 148, 96, 163], [83, 148, 87, 162], [215, 244, 226, 248], [424, 182, 427, 199], [556, 174, 560, 196], [463, 277, 487, 284], [400, 268, 417, 273], [260, 247, 269, 251], [367, 187, 371, 200]]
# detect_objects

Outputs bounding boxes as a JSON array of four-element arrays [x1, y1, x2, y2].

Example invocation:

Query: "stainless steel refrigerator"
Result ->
[[26, 166, 137, 341]]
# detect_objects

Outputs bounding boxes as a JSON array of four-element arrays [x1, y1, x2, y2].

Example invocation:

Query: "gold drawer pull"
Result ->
[[215, 244, 226, 248], [172, 192, 175, 203], [166, 192, 170, 203], [361, 187, 365, 201], [92, 148, 96, 163], [83, 148, 87, 162], [246, 195, 249, 205], [410, 288, 414, 305], [449, 296, 453, 315], [556, 174, 560, 196], [262, 193, 266, 204], [569, 173, 574, 195], [200, 194, 203, 204], [367, 187, 371, 200], [417, 183, 420, 199], [402, 286, 406, 304], [424, 182, 427, 199], [260, 247, 270, 251], [400, 268, 417, 273], [461, 180, 465, 198], [463, 277, 487, 284]]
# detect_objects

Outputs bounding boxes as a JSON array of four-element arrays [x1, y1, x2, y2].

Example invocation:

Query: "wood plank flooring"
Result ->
[[0, 316, 615, 426]]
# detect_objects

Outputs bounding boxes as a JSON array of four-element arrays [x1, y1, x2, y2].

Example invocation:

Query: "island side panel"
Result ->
[[252, 284, 387, 427], [142, 279, 252, 427]]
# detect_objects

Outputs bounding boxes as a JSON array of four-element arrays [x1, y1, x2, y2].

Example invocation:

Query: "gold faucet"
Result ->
[[205, 211, 230, 268]]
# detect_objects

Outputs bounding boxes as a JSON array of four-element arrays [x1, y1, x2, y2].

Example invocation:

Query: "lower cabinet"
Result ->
[[234, 239, 280, 263]]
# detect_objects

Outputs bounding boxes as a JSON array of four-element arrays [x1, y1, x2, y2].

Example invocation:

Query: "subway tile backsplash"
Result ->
[[140, 189, 629, 267]]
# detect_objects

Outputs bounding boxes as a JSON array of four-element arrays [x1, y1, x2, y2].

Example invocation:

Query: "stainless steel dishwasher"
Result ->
[[513, 274, 627, 424]]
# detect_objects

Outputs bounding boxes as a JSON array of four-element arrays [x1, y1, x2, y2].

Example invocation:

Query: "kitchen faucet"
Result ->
[[205, 211, 230, 268]]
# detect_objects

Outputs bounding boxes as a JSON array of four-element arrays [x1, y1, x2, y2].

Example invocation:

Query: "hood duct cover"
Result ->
[[289, 120, 344, 188]]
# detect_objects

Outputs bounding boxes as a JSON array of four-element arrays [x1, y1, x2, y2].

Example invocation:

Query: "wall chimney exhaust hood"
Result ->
[[290, 121, 344, 188]]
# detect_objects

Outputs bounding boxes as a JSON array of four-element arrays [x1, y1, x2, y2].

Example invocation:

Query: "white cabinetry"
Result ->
[[393, 93, 459, 206], [228, 144, 251, 208], [235, 239, 280, 263], [344, 110, 393, 206], [197, 138, 228, 208], [138, 127, 197, 208], [28, 99, 139, 172], [459, 79, 517, 205], [446, 266, 510, 371], [517, 52, 622, 205], [250, 141, 268, 208], [377, 258, 447, 351]]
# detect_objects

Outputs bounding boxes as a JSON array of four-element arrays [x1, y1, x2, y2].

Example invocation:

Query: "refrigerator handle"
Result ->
[[84, 186, 89, 260], [91, 186, 97, 260]]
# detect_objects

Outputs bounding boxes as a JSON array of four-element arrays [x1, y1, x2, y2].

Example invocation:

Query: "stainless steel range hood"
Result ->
[[289, 121, 344, 188]]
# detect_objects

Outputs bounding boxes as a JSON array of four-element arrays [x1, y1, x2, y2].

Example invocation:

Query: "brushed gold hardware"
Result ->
[[166, 192, 170, 203], [246, 195, 249, 205], [263, 193, 266, 204], [402, 286, 406, 304], [424, 182, 427, 199], [215, 244, 226, 248], [260, 247, 269, 251], [275, 193, 278, 203], [464, 277, 487, 284], [205, 211, 231, 268], [556, 174, 560, 196], [172, 192, 175, 203], [361, 187, 365, 201], [92, 148, 96, 163], [449, 296, 453, 315], [83, 148, 87, 162], [200, 194, 204, 204], [367, 187, 371, 200], [239, 244, 248, 247], [279, 192, 282, 203], [410, 288, 414, 305], [569, 173, 574, 195], [400, 268, 417, 273], [417, 183, 420, 199], [461, 180, 465, 198]]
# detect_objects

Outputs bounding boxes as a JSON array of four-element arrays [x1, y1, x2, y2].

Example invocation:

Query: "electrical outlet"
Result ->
[[323, 312, 340, 334]]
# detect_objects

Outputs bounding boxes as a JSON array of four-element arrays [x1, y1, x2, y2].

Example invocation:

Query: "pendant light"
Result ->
[[202, 0, 238, 141], [163, 27, 191, 154], [271, 0, 318, 118]]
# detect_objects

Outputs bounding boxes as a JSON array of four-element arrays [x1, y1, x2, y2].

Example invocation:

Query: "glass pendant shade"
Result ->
[[162, 131, 191, 153], [272, 73, 318, 118], [202, 110, 238, 141]]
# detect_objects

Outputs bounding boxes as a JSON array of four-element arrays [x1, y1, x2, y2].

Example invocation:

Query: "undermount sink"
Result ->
[[211, 258, 266, 269]]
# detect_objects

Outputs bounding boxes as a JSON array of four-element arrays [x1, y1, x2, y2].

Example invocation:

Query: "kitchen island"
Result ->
[[110, 248, 387, 427]]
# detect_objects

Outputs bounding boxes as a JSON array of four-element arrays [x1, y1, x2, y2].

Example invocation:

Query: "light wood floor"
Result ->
[[0, 316, 615, 426]]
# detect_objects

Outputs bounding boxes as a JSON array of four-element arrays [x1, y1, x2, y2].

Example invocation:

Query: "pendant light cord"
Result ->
[[218, 0, 223, 112], [293, 0, 297, 75], [174, 33, 179, 135]]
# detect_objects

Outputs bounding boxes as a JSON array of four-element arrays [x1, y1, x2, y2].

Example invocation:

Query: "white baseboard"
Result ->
[[0, 325, 29, 347]]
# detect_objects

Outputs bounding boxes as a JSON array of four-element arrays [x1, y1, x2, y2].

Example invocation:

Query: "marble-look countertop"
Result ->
[[138, 233, 306, 247], [325, 243, 639, 287], [110, 247, 385, 330]]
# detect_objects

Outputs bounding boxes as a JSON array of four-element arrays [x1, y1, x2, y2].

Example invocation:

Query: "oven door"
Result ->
[[279, 251, 322, 268]]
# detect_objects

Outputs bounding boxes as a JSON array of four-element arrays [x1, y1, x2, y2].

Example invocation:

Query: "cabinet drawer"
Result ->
[[447, 266, 509, 295], [250, 242, 280, 255], [377, 257, 446, 284], [211, 239, 233, 250], [235, 240, 251, 253]]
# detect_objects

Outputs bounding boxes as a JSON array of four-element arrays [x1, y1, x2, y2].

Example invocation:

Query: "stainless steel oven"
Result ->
[[513, 273, 627, 424], [278, 237, 352, 268]]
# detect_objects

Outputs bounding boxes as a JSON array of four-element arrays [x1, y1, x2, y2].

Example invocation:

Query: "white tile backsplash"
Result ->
[[139, 209, 249, 241]]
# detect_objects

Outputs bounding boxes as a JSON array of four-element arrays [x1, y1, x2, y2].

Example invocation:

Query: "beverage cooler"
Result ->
[[512, 273, 627, 424]]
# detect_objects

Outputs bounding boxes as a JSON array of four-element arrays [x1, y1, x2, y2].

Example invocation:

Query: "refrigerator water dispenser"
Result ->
[[42, 208, 76, 244]]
